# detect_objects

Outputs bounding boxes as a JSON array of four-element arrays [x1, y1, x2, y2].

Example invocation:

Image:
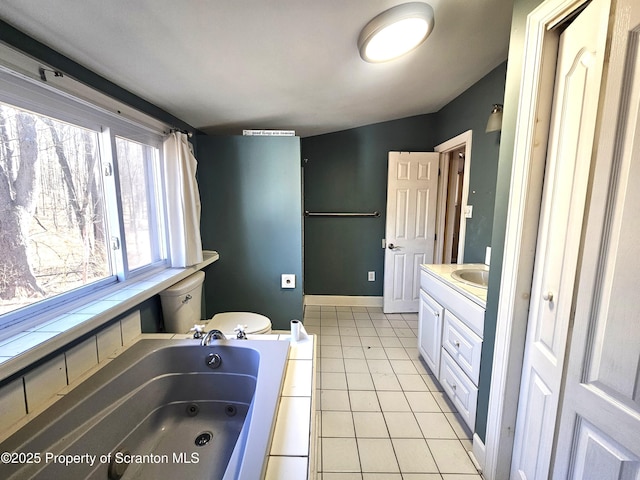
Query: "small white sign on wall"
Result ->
[[242, 129, 295, 136]]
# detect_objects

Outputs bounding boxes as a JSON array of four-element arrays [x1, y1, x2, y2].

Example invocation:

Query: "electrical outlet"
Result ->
[[281, 274, 295, 289], [368, 271, 375, 282]]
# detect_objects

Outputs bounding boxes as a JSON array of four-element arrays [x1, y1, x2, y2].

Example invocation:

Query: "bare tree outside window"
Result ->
[[0, 102, 110, 315], [116, 137, 155, 270]]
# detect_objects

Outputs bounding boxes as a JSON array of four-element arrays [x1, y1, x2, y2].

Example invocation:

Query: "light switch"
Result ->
[[464, 205, 473, 218], [281, 274, 296, 289]]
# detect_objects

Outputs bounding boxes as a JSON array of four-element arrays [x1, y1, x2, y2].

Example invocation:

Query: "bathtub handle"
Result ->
[[190, 324, 206, 339]]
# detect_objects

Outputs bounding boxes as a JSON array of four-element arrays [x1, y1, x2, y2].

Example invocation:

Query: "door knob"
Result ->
[[388, 243, 399, 250]]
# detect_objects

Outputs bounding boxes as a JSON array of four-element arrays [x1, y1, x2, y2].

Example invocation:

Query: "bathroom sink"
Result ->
[[451, 267, 489, 288]]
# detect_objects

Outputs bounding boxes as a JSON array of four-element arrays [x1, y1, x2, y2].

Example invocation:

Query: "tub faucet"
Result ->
[[234, 324, 248, 340], [190, 324, 206, 339], [201, 329, 226, 346]]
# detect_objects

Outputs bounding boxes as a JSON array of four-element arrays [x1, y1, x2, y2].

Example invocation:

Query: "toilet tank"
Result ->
[[159, 271, 205, 333]]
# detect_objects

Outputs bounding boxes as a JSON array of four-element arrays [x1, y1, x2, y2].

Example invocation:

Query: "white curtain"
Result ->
[[162, 132, 203, 267]]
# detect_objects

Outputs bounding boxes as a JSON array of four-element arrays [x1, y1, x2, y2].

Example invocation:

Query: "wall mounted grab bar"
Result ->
[[304, 211, 380, 218]]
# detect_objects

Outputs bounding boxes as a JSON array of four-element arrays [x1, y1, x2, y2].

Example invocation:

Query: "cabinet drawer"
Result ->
[[442, 311, 482, 385], [440, 350, 478, 432]]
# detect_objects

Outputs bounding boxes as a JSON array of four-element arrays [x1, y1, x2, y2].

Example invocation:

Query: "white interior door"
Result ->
[[551, 0, 640, 476], [510, 0, 609, 477], [383, 151, 438, 313]]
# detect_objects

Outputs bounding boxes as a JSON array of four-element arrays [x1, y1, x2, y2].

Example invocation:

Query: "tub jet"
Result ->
[[186, 403, 199, 417]]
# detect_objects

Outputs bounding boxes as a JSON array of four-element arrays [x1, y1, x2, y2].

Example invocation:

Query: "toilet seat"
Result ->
[[209, 312, 272, 335]]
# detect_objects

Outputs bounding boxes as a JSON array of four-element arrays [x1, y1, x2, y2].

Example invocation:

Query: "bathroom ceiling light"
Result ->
[[486, 104, 503, 133], [358, 2, 435, 63]]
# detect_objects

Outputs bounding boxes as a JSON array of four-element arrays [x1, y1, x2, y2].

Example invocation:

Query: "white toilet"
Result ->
[[159, 271, 272, 336]]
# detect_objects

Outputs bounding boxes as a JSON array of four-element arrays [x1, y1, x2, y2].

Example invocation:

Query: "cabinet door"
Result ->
[[418, 289, 444, 376]]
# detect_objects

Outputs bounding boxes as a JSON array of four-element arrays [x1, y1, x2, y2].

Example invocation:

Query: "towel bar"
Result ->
[[304, 211, 380, 218]]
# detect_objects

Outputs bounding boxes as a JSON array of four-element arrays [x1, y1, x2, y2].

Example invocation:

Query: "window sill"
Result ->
[[0, 250, 219, 382]]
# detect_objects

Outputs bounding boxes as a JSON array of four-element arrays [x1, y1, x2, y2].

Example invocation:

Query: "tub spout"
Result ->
[[201, 329, 226, 345]]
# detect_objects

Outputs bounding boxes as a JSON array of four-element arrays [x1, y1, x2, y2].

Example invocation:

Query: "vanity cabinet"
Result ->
[[418, 265, 486, 432]]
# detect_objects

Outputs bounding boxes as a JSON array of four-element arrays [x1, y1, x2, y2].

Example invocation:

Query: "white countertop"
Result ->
[[421, 263, 488, 307]]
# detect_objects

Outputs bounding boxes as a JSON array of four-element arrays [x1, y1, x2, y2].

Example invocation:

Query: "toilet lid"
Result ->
[[211, 312, 272, 335]]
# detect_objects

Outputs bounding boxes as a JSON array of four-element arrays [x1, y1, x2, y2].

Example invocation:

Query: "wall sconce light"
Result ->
[[358, 2, 435, 63], [486, 104, 503, 132]]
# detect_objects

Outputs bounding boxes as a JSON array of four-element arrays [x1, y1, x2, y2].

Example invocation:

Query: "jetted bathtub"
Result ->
[[0, 338, 290, 479]]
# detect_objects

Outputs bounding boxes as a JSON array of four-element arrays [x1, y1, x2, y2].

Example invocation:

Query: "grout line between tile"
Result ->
[[310, 304, 479, 477]]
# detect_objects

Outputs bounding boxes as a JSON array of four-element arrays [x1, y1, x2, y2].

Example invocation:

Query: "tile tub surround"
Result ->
[[306, 304, 483, 479], [0, 311, 143, 435], [0, 330, 317, 480]]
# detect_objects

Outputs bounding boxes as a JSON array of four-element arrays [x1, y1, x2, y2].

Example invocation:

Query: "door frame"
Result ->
[[434, 130, 472, 264], [481, 0, 608, 478]]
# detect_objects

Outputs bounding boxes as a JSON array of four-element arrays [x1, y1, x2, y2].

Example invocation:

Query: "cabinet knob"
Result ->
[[454, 341, 460, 348], [542, 291, 554, 302]]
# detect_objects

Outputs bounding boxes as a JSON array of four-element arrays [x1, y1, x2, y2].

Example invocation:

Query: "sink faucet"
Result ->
[[200, 329, 227, 346]]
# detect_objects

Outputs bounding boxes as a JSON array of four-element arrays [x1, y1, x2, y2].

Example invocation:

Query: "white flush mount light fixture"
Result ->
[[358, 2, 435, 63]]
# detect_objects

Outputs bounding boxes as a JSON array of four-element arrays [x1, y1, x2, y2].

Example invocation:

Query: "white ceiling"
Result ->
[[0, 1, 513, 137]]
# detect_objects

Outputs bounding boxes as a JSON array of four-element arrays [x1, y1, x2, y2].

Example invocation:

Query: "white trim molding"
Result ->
[[472, 433, 486, 472], [303, 295, 383, 307], [434, 130, 473, 264], [483, 0, 596, 479]]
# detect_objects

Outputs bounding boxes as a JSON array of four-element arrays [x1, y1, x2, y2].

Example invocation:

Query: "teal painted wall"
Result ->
[[197, 135, 303, 329], [435, 63, 507, 263], [138, 296, 164, 332], [302, 63, 507, 296], [475, 0, 545, 442], [302, 115, 438, 295]]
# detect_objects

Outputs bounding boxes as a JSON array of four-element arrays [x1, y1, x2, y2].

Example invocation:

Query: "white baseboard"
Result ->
[[304, 295, 383, 307], [472, 433, 486, 474]]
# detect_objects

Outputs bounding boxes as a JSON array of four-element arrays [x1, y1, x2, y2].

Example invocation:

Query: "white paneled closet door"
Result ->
[[509, 0, 609, 477], [551, 0, 640, 476]]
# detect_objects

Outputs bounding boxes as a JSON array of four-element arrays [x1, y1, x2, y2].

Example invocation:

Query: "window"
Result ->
[[115, 136, 165, 271], [0, 69, 167, 326]]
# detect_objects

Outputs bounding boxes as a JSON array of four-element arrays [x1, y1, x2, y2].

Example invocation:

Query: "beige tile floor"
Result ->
[[304, 305, 483, 480]]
